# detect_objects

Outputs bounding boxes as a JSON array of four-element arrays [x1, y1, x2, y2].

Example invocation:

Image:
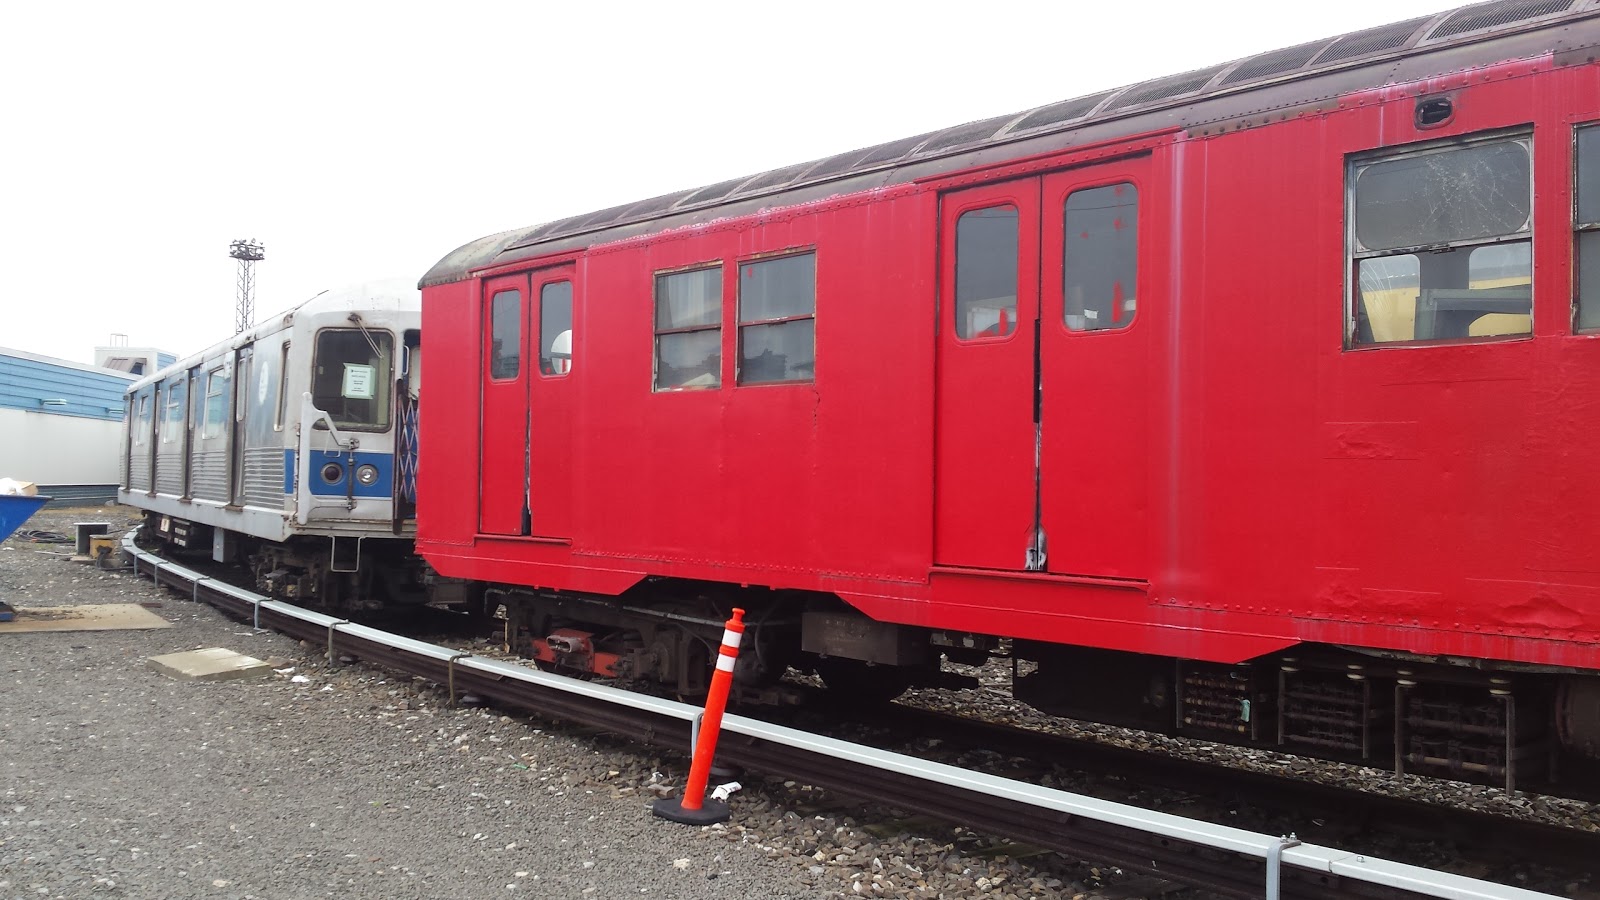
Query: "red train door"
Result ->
[[1038, 158, 1151, 580], [934, 180, 1041, 569], [480, 273, 531, 535], [934, 155, 1151, 580], [526, 267, 575, 540]]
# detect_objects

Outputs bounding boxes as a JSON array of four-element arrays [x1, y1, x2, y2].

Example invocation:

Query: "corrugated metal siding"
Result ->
[[37, 484, 119, 507], [0, 351, 134, 421], [128, 443, 151, 492], [155, 445, 184, 495], [191, 451, 228, 502], [242, 447, 284, 508]]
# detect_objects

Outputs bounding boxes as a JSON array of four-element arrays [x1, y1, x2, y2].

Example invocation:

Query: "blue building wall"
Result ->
[[0, 348, 134, 421]]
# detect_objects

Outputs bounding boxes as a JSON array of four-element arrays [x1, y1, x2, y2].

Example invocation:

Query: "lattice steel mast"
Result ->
[[229, 239, 265, 334]]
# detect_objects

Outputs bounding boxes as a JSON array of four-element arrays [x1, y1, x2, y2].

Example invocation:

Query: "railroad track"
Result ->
[[785, 697, 1600, 870], [123, 533, 1567, 900]]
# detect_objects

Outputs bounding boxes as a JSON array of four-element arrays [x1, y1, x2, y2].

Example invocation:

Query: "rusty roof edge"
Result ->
[[425, 2, 1600, 286]]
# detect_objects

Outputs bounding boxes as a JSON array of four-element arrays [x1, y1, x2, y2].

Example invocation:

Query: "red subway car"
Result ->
[[418, 1, 1600, 787]]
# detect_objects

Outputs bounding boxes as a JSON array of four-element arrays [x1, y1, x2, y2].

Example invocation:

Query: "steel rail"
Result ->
[[121, 531, 1560, 900]]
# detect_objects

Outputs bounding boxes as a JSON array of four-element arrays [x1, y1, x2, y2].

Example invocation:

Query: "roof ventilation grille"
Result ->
[[1219, 41, 1329, 86], [1311, 16, 1432, 65], [921, 114, 1018, 152], [1109, 65, 1228, 110], [1013, 91, 1115, 132], [1425, 0, 1574, 41]]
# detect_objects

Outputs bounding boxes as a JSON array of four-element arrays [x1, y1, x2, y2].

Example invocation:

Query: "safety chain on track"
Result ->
[[121, 531, 1558, 900]]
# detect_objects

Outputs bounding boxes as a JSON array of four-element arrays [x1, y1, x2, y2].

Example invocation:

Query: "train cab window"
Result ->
[[201, 367, 229, 440], [311, 329, 393, 432], [654, 265, 722, 390], [1577, 125, 1600, 330], [539, 281, 574, 376], [738, 252, 815, 384], [955, 206, 1018, 339], [274, 341, 290, 431], [1350, 135, 1532, 345], [1063, 183, 1139, 331], [160, 380, 186, 444], [489, 289, 521, 379]]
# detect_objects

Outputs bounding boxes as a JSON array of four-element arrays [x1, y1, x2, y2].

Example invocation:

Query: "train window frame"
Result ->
[[1346, 131, 1534, 348], [954, 204, 1021, 342], [201, 366, 229, 440], [653, 263, 724, 392], [736, 250, 816, 385], [160, 379, 186, 444], [134, 393, 151, 446], [310, 327, 394, 433], [274, 341, 290, 432], [489, 288, 522, 381], [1576, 123, 1600, 331], [538, 280, 574, 377], [1062, 181, 1140, 333]]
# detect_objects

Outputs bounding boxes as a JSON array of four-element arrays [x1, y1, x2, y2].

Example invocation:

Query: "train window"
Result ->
[[135, 393, 151, 445], [738, 252, 815, 384], [1350, 135, 1532, 345], [201, 367, 229, 440], [539, 281, 574, 376], [274, 341, 290, 431], [489, 289, 521, 380], [955, 205, 1018, 339], [654, 265, 722, 390], [1577, 125, 1600, 330], [160, 380, 186, 444], [1063, 183, 1139, 331], [311, 329, 393, 432]]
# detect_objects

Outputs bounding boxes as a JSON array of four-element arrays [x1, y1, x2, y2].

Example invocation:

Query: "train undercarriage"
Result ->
[[482, 576, 1600, 794]]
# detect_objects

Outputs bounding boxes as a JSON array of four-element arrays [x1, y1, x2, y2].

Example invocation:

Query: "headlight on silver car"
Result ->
[[355, 464, 380, 486]]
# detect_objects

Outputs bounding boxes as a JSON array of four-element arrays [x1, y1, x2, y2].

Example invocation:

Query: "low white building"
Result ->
[[0, 347, 156, 503]]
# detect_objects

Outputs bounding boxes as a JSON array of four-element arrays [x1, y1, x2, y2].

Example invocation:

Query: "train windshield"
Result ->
[[312, 328, 393, 432]]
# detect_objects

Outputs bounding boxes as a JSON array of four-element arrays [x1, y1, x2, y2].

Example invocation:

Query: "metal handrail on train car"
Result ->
[[120, 530, 1558, 900]]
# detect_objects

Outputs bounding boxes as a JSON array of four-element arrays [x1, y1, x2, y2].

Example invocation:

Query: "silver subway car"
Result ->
[[120, 280, 424, 609]]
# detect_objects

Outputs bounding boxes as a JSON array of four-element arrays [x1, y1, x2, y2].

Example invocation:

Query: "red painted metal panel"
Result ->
[[933, 180, 1041, 570], [416, 279, 479, 549]]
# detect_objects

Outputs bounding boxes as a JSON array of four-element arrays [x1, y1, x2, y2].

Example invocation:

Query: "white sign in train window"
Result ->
[[342, 363, 376, 399]]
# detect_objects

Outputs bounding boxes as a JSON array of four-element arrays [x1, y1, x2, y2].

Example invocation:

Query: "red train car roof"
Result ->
[[421, 0, 1600, 288]]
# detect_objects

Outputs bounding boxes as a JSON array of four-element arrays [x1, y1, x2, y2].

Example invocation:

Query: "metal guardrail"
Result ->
[[121, 530, 1561, 900]]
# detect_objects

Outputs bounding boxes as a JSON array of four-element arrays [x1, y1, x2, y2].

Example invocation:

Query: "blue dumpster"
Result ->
[[0, 494, 50, 620], [0, 494, 49, 544]]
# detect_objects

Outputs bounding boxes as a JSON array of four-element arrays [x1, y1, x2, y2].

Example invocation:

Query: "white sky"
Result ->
[[1, 0, 1462, 363]]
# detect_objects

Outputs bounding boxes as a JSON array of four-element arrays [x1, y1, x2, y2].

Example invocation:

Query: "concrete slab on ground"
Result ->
[[148, 647, 271, 681], [0, 603, 171, 633]]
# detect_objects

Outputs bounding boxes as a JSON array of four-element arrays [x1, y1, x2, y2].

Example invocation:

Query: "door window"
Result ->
[[954, 205, 1019, 339], [489, 289, 522, 379], [539, 281, 574, 376], [1063, 183, 1139, 331]]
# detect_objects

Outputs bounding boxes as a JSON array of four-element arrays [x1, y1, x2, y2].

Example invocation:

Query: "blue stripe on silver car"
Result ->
[[283, 450, 394, 498]]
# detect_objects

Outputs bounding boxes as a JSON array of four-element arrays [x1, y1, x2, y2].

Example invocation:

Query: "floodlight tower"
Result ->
[[229, 239, 265, 334]]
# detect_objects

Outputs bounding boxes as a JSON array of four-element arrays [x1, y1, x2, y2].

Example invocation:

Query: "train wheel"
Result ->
[[814, 657, 912, 706]]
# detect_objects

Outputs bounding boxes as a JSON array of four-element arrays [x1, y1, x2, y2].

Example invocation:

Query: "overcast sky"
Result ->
[[2, 0, 1464, 363]]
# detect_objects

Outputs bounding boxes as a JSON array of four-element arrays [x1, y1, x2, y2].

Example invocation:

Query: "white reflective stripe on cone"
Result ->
[[716, 653, 737, 673], [721, 630, 743, 651]]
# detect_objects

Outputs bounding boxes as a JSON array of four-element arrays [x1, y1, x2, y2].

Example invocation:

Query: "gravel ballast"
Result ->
[[0, 508, 814, 900]]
